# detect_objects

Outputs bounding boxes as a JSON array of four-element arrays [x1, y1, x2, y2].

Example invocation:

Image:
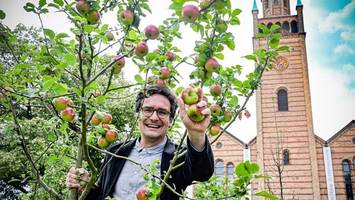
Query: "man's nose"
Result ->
[[149, 110, 160, 120]]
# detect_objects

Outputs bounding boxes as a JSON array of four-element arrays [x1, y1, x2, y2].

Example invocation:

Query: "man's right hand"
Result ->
[[66, 167, 90, 192]]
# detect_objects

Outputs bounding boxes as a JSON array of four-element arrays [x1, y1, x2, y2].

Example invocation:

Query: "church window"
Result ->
[[276, 22, 281, 33], [259, 23, 265, 33], [273, 0, 280, 4], [265, 0, 269, 9], [215, 159, 224, 176], [282, 21, 290, 33], [216, 142, 223, 149], [342, 159, 354, 200], [352, 137, 355, 144], [277, 89, 288, 111], [227, 162, 235, 179], [283, 0, 288, 7], [267, 22, 273, 29], [283, 149, 290, 165], [291, 20, 298, 33]]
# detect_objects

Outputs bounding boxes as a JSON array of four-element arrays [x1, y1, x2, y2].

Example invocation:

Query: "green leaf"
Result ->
[[84, 25, 95, 33], [63, 54, 76, 65], [277, 45, 289, 52], [270, 24, 281, 32], [256, 191, 279, 200], [56, 32, 69, 39], [0, 10, 6, 20], [43, 28, 55, 39], [232, 8, 242, 16], [230, 17, 240, 25], [95, 95, 106, 105], [226, 39, 235, 50], [59, 122, 68, 134], [235, 162, 249, 177], [244, 54, 257, 62], [23, 3, 36, 12], [214, 53, 224, 60], [48, 3, 60, 9], [39, 0, 47, 8], [229, 95, 238, 107], [134, 74, 144, 83], [54, 0, 64, 6]]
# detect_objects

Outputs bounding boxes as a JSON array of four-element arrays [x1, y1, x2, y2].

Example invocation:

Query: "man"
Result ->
[[66, 85, 214, 199]]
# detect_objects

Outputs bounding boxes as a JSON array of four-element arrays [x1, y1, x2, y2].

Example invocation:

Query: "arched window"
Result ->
[[282, 21, 290, 33], [342, 159, 354, 200], [273, 0, 279, 4], [226, 163, 235, 179], [275, 22, 281, 33], [291, 20, 298, 33], [277, 89, 288, 111], [259, 23, 265, 33], [215, 159, 224, 177], [283, 149, 290, 165], [267, 22, 273, 29]]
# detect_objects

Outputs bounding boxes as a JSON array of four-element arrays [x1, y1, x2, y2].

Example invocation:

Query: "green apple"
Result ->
[[187, 104, 205, 122], [181, 86, 199, 105]]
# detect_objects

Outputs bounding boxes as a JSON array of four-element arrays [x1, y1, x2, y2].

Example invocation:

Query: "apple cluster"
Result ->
[[75, 0, 100, 24], [52, 97, 76, 122], [181, 86, 206, 122], [91, 112, 118, 149]]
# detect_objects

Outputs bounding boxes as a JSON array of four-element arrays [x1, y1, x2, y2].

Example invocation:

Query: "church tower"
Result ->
[[252, 0, 321, 199]]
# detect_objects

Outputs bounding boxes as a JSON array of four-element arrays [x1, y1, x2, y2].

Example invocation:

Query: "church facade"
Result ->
[[211, 1, 355, 199]]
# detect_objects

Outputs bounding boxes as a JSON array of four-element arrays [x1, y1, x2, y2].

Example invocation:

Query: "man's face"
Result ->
[[138, 94, 171, 143]]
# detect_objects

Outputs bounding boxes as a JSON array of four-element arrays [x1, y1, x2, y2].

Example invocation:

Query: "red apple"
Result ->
[[187, 104, 205, 122], [92, 90, 101, 97], [102, 124, 111, 130], [76, 0, 90, 14], [120, 9, 134, 25], [61, 107, 76, 122], [97, 136, 109, 149], [165, 51, 175, 61], [105, 130, 118, 143], [159, 67, 170, 80], [53, 97, 73, 111], [223, 111, 233, 122], [210, 84, 222, 96], [181, 86, 199, 105], [113, 55, 125, 74], [87, 10, 100, 24], [91, 115, 101, 126], [210, 103, 222, 116], [144, 25, 160, 40], [204, 58, 219, 72], [135, 42, 148, 57], [156, 79, 166, 87], [105, 31, 114, 41], [136, 187, 148, 200], [209, 124, 220, 136], [182, 4, 199, 23], [102, 112, 112, 124]]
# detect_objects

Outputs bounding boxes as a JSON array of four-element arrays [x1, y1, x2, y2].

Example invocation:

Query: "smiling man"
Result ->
[[66, 85, 214, 200]]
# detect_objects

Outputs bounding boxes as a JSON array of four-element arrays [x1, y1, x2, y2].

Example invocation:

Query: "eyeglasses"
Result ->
[[141, 106, 170, 119]]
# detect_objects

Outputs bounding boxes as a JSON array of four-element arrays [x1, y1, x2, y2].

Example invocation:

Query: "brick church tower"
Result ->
[[252, 0, 321, 198]]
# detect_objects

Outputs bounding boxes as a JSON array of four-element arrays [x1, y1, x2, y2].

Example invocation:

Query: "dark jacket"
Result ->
[[86, 136, 214, 200]]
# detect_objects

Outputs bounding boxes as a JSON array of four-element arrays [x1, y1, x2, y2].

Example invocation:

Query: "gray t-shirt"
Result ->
[[113, 137, 166, 200]]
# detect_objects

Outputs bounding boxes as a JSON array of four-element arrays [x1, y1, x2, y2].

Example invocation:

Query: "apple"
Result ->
[[238, 112, 242, 120], [204, 58, 219, 72], [76, 0, 90, 14], [87, 10, 100, 24], [91, 114, 101, 126], [120, 9, 134, 25], [223, 111, 233, 122], [105, 31, 114, 41], [165, 51, 175, 61], [156, 79, 166, 87], [97, 136, 109, 149], [53, 97, 73, 111], [215, 0, 227, 10], [92, 90, 101, 97], [210, 84, 222, 96], [105, 130, 118, 143], [181, 86, 199, 105], [113, 55, 125, 74], [102, 124, 111, 130], [102, 112, 112, 124], [187, 104, 205, 122], [159, 67, 170, 80], [135, 42, 149, 57], [209, 124, 220, 136], [182, 4, 199, 23], [136, 187, 148, 200], [210, 103, 222, 116], [244, 110, 251, 118], [216, 20, 228, 33], [61, 107, 76, 122], [144, 25, 160, 40]]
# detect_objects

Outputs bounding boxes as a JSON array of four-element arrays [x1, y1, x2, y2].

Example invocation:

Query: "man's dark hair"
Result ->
[[135, 85, 178, 121]]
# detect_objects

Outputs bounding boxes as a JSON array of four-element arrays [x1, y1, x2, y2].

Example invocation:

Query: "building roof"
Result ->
[[327, 120, 355, 144], [252, 0, 258, 11]]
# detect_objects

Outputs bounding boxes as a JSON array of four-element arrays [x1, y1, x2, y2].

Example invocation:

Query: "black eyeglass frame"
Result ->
[[141, 106, 171, 119]]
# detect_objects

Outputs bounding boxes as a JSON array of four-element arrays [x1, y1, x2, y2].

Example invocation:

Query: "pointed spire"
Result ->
[[296, 0, 303, 6], [252, 0, 258, 11]]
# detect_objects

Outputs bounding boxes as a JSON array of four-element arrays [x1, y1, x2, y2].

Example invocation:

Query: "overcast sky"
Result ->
[[1, 0, 354, 143]]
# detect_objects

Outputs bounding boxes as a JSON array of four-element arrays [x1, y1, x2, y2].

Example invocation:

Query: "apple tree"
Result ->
[[0, 0, 287, 199]]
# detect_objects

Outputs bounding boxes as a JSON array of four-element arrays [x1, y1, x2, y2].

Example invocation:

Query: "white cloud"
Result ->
[[334, 44, 355, 55], [319, 0, 355, 33], [343, 63, 355, 74], [340, 31, 355, 42]]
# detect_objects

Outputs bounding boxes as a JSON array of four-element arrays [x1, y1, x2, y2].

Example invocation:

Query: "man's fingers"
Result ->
[[177, 97, 186, 116], [69, 166, 77, 174], [201, 107, 210, 116]]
